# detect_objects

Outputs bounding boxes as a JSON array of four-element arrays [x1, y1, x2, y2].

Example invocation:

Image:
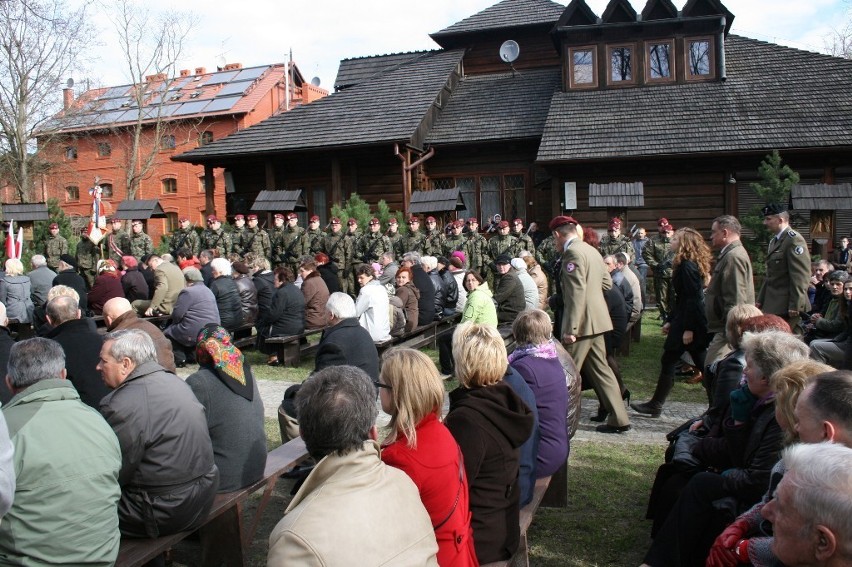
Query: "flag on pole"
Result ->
[[4, 221, 14, 260], [15, 227, 23, 259]]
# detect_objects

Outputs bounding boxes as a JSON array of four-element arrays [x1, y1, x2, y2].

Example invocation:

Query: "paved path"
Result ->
[[254, 378, 705, 445]]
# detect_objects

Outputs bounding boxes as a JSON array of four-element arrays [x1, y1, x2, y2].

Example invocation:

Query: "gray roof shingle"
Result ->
[[537, 36, 852, 163], [176, 50, 465, 162], [792, 184, 852, 210], [334, 51, 433, 91], [426, 67, 561, 145], [589, 182, 645, 207], [251, 190, 308, 212], [431, 0, 565, 40], [409, 188, 465, 213], [2, 203, 49, 222], [114, 200, 166, 219]]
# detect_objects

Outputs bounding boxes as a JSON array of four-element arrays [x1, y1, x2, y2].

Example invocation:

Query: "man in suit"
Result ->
[[756, 203, 811, 332], [131, 254, 185, 316], [705, 215, 755, 366], [550, 216, 631, 433]]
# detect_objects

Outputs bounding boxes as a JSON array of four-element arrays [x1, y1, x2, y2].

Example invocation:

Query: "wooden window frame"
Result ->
[[64, 146, 77, 160], [65, 185, 79, 202], [97, 142, 112, 157], [160, 134, 176, 151], [430, 172, 528, 224], [161, 177, 178, 194], [645, 39, 676, 84], [568, 46, 598, 89], [685, 36, 716, 81], [165, 212, 180, 233], [199, 131, 213, 146], [607, 43, 637, 87], [100, 182, 114, 199]]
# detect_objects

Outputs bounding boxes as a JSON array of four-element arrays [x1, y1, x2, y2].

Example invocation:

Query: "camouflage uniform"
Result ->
[[239, 226, 272, 260], [386, 231, 402, 258], [397, 231, 426, 257], [75, 237, 100, 289], [423, 229, 443, 256], [105, 229, 130, 264], [305, 227, 325, 255], [462, 231, 487, 274], [486, 234, 518, 265], [201, 227, 232, 258], [344, 230, 362, 291], [321, 231, 353, 294], [441, 234, 466, 258], [170, 227, 200, 257], [513, 231, 536, 256], [277, 226, 308, 272], [128, 231, 153, 260], [44, 234, 69, 271], [536, 234, 560, 295], [354, 232, 392, 268], [599, 234, 634, 263], [643, 234, 674, 318], [230, 226, 248, 256]]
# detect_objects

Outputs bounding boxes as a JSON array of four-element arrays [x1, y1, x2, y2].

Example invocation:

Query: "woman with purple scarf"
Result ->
[[508, 309, 569, 477]]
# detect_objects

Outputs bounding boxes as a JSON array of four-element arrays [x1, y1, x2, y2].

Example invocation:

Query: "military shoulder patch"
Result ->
[[787, 229, 798, 237], [794, 245, 805, 255], [565, 262, 576, 273]]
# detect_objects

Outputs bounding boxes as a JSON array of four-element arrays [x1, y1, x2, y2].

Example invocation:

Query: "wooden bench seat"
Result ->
[[116, 437, 310, 567], [263, 327, 327, 367]]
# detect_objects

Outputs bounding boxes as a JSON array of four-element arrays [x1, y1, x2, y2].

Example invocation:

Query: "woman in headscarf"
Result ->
[[186, 324, 267, 492]]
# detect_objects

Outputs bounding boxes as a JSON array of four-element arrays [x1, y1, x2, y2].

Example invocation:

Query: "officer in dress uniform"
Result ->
[[756, 203, 811, 332], [511, 218, 536, 256]]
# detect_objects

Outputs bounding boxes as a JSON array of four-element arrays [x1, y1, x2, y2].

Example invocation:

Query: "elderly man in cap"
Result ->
[[643, 218, 675, 320], [305, 214, 324, 254], [550, 215, 631, 433], [493, 254, 525, 325], [171, 216, 200, 258], [230, 214, 247, 255], [200, 215, 231, 258], [488, 220, 518, 267], [599, 217, 634, 262], [397, 216, 426, 258], [43, 222, 69, 271], [239, 214, 271, 260], [756, 203, 811, 331], [52, 254, 89, 312], [511, 218, 536, 255]]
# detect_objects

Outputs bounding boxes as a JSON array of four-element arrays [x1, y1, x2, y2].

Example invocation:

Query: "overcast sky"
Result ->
[[76, 0, 850, 91]]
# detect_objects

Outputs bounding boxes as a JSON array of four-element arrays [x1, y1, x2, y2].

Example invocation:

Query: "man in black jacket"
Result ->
[[315, 292, 379, 380], [402, 252, 435, 325], [493, 254, 525, 325]]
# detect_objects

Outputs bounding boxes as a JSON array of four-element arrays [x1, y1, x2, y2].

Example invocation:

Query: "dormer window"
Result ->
[[608, 44, 635, 85], [569, 46, 597, 88], [686, 37, 716, 80], [646, 40, 675, 83]]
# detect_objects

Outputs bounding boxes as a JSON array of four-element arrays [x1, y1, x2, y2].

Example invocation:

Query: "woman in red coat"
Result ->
[[379, 348, 478, 567], [87, 259, 125, 315]]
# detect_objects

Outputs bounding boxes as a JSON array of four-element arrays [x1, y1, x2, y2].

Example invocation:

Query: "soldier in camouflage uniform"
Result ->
[[230, 214, 247, 256], [170, 217, 200, 258], [599, 217, 634, 263], [535, 233, 560, 295], [128, 220, 154, 260], [75, 233, 101, 289], [511, 218, 536, 256], [423, 216, 443, 256], [305, 215, 325, 254], [277, 213, 308, 273], [320, 218, 353, 294], [200, 215, 232, 258], [487, 221, 518, 267], [105, 218, 130, 264], [643, 219, 675, 319], [344, 218, 362, 292], [386, 218, 402, 257], [354, 217, 391, 276], [239, 214, 272, 260], [268, 214, 287, 264], [43, 223, 69, 271], [441, 220, 466, 258], [397, 216, 426, 257], [462, 217, 487, 275]]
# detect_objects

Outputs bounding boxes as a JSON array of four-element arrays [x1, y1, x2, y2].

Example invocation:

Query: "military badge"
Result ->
[[565, 262, 576, 273], [794, 246, 804, 255]]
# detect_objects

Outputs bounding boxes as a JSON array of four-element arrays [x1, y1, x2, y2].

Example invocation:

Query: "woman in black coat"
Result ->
[[258, 267, 305, 365], [632, 228, 713, 417]]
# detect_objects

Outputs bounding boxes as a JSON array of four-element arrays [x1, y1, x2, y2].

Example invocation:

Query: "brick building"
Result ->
[[35, 62, 327, 244]]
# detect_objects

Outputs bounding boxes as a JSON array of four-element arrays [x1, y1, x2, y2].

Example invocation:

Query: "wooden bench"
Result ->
[[263, 327, 327, 367], [116, 437, 310, 567], [482, 462, 568, 567], [394, 312, 462, 352]]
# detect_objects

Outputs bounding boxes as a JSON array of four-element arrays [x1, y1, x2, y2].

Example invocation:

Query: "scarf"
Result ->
[[507, 338, 560, 364], [195, 324, 254, 401]]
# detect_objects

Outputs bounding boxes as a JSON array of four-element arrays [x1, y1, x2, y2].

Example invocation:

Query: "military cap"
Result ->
[[761, 203, 787, 216], [498, 220, 510, 229], [274, 213, 285, 220], [49, 222, 58, 229], [331, 217, 341, 225], [609, 217, 622, 229], [206, 215, 219, 223], [494, 253, 512, 265]]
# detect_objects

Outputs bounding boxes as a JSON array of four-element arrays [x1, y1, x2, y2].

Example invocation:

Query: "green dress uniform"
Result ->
[[643, 234, 674, 319], [44, 234, 69, 271], [128, 232, 153, 260], [599, 234, 634, 263], [239, 227, 272, 261], [170, 227, 199, 257], [462, 232, 487, 274], [757, 228, 811, 327], [201, 227, 232, 258], [321, 231, 353, 294], [75, 237, 100, 289]]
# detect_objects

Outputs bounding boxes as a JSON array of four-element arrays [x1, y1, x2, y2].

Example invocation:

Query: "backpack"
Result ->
[[388, 295, 407, 337]]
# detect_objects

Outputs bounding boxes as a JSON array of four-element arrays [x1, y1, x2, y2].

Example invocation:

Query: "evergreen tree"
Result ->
[[331, 194, 406, 235]]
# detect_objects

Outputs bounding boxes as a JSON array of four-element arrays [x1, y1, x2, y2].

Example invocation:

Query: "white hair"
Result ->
[[420, 255, 437, 271], [510, 258, 526, 271], [210, 257, 232, 276], [30, 255, 47, 268], [326, 292, 356, 319]]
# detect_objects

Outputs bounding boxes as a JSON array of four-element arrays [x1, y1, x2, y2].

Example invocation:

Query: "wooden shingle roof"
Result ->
[[1, 203, 49, 222], [175, 50, 465, 163], [114, 200, 166, 220], [251, 190, 308, 212], [427, 68, 561, 145], [430, 0, 565, 45], [334, 51, 433, 91], [791, 184, 852, 211], [537, 36, 852, 163], [588, 182, 645, 207], [409, 189, 465, 213]]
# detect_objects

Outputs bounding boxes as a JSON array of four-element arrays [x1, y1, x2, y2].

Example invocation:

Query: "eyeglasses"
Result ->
[[373, 381, 391, 391]]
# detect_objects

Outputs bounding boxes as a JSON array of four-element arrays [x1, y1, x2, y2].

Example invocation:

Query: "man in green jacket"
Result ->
[[0, 337, 121, 565]]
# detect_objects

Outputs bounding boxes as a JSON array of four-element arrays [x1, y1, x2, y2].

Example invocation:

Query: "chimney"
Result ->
[[180, 69, 190, 77], [223, 63, 243, 71], [63, 87, 74, 110], [145, 72, 167, 82], [195, 67, 206, 75]]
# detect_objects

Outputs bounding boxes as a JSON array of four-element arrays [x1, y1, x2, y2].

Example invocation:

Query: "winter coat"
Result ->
[[53, 269, 88, 312], [300, 271, 330, 329], [317, 263, 341, 294], [493, 271, 525, 325], [429, 269, 446, 320], [314, 318, 379, 381], [0, 379, 121, 565], [439, 268, 459, 312], [0, 274, 34, 324], [164, 284, 221, 348], [412, 265, 436, 325], [268, 441, 438, 566], [502, 367, 540, 507], [26, 265, 56, 309], [106, 310, 177, 373], [45, 318, 111, 409], [355, 279, 391, 341], [252, 270, 276, 324], [382, 414, 478, 567], [261, 283, 305, 339], [445, 382, 535, 564], [0, 326, 14, 405], [665, 259, 710, 351], [99, 360, 219, 538], [461, 283, 498, 326], [121, 268, 149, 304], [87, 273, 125, 315], [395, 281, 420, 332], [233, 274, 258, 326], [209, 275, 243, 330]]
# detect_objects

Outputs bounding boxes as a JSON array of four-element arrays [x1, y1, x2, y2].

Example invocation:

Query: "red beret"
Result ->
[[331, 217, 341, 225], [348, 218, 357, 226], [178, 216, 189, 223], [388, 217, 398, 225], [657, 217, 669, 227], [233, 214, 245, 221], [453, 220, 464, 228], [408, 216, 420, 223], [274, 213, 285, 220], [661, 223, 674, 232], [468, 217, 478, 224], [548, 216, 578, 231], [310, 215, 320, 222], [513, 218, 523, 225], [609, 217, 622, 229], [247, 214, 258, 221], [498, 220, 509, 229], [49, 222, 59, 229], [426, 216, 436, 222], [206, 215, 219, 223], [369, 217, 380, 225], [287, 213, 298, 220]]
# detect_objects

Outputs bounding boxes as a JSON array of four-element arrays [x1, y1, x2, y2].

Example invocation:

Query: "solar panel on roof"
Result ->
[[99, 85, 132, 99], [216, 81, 251, 97], [203, 96, 240, 112], [234, 67, 266, 81], [206, 71, 239, 85], [92, 110, 130, 125], [172, 100, 211, 116], [99, 97, 133, 111]]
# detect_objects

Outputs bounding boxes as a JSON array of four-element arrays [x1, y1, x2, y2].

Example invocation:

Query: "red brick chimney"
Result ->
[[63, 87, 74, 110]]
